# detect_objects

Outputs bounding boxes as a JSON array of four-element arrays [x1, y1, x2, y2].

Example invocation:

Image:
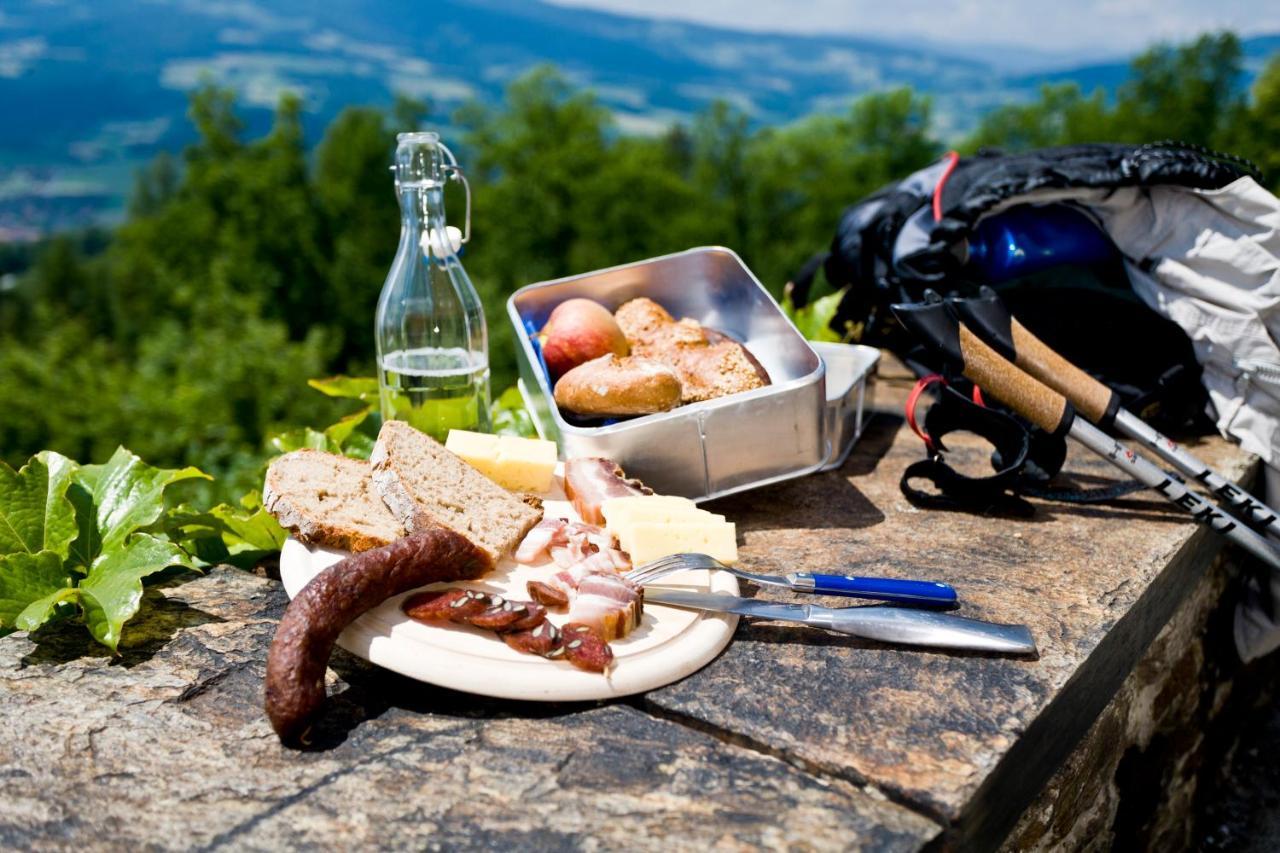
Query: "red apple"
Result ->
[[539, 298, 629, 380]]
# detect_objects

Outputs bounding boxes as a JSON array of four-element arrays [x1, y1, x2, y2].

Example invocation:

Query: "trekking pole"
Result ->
[[949, 287, 1279, 537], [890, 300, 1280, 573]]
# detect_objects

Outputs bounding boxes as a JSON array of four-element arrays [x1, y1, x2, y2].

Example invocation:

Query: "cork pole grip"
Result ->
[[1009, 320, 1115, 423], [958, 324, 1072, 434]]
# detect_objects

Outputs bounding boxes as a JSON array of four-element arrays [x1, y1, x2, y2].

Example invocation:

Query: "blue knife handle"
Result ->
[[799, 574, 958, 606]]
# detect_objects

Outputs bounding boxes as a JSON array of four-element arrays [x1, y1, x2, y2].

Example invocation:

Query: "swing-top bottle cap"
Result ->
[[391, 132, 472, 244], [393, 132, 445, 188]]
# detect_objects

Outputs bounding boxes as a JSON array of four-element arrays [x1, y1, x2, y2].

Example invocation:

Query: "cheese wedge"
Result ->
[[620, 520, 738, 565], [445, 429, 558, 493]]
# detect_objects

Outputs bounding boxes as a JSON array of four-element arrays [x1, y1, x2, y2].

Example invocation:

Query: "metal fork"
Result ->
[[624, 553, 957, 607]]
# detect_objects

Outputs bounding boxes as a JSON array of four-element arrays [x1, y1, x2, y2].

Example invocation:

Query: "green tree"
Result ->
[[457, 66, 613, 383], [1116, 32, 1245, 148], [966, 83, 1114, 151], [1227, 53, 1280, 190], [313, 106, 401, 367], [966, 32, 1251, 153], [745, 89, 940, 291]]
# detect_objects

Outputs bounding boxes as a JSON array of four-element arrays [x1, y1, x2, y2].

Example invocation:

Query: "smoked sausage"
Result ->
[[265, 526, 492, 744]]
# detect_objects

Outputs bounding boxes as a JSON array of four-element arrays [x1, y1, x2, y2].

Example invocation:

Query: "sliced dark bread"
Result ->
[[263, 449, 404, 552], [370, 420, 544, 562]]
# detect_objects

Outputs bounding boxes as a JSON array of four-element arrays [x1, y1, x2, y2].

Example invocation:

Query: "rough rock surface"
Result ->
[[648, 361, 1263, 846], [0, 568, 937, 851], [0, 360, 1264, 849]]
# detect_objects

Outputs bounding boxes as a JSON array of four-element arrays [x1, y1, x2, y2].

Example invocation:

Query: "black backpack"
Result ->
[[791, 142, 1263, 512]]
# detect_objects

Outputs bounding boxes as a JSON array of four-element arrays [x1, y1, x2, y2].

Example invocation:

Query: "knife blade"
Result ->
[[645, 589, 1037, 655]]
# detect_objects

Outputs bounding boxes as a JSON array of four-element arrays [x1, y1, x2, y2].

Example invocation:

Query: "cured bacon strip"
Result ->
[[513, 517, 643, 641], [568, 573, 643, 641], [564, 458, 651, 525], [514, 518, 562, 563], [514, 518, 632, 573]]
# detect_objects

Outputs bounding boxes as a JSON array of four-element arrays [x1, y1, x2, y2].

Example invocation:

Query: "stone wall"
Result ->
[[1004, 553, 1279, 851]]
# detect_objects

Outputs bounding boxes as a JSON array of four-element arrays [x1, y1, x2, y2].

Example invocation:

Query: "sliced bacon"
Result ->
[[564, 458, 651, 525], [510, 489, 644, 642], [569, 573, 643, 641], [514, 518, 565, 563]]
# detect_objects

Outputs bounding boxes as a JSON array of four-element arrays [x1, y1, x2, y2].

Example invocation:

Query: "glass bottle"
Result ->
[[376, 132, 491, 440]]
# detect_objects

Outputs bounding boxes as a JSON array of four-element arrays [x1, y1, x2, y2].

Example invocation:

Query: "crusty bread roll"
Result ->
[[553, 354, 682, 417], [613, 297, 770, 403]]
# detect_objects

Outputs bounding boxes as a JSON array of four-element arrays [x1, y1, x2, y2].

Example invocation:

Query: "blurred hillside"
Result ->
[[0, 31, 1277, 503], [1, 0, 1277, 236]]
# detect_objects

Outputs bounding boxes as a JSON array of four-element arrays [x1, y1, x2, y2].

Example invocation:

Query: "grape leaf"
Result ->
[[0, 550, 73, 629], [74, 447, 210, 561], [79, 534, 196, 652], [308, 375, 380, 401], [0, 455, 79, 558]]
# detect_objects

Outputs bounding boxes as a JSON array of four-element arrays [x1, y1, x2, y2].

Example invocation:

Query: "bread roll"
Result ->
[[553, 354, 682, 417], [613, 297, 770, 403]]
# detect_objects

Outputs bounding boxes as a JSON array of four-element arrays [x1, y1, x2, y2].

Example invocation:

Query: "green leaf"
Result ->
[[0, 550, 74, 630], [0, 455, 79, 559], [16, 587, 80, 632], [79, 534, 196, 652], [308, 375, 380, 401], [74, 447, 211, 562], [782, 286, 847, 343], [210, 497, 286, 554], [62, 468, 101, 570], [269, 427, 339, 455], [341, 432, 376, 460], [490, 384, 538, 438], [161, 493, 285, 568], [323, 407, 372, 448]]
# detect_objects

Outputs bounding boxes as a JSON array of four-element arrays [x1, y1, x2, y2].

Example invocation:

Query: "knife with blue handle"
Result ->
[[643, 589, 1036, 655]]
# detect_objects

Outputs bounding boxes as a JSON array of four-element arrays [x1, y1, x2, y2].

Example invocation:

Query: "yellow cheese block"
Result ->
[[619, 521, 738, 565], [445, 429, 558, 493], [601, 495, 703, 526]]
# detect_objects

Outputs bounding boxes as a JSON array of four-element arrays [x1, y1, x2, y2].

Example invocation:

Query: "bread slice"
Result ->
[[263, 449, 404, 552], [370, 420, 544, 562]]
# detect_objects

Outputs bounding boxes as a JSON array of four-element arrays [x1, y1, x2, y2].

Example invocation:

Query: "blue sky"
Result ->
[[548, 0, 1280, 56]]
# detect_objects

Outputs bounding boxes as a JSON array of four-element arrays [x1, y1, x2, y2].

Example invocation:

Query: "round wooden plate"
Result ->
[[277, 472, 739, 702]]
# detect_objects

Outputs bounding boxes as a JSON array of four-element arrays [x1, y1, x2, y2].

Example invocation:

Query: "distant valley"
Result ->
[[0, 0, 1276, 237]]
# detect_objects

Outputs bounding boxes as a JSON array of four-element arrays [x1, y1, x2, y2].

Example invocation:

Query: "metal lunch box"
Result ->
[[507, 247, 879, 501]]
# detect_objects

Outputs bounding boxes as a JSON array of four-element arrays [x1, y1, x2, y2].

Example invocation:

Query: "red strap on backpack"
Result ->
[[906, 372, 985, 452]]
